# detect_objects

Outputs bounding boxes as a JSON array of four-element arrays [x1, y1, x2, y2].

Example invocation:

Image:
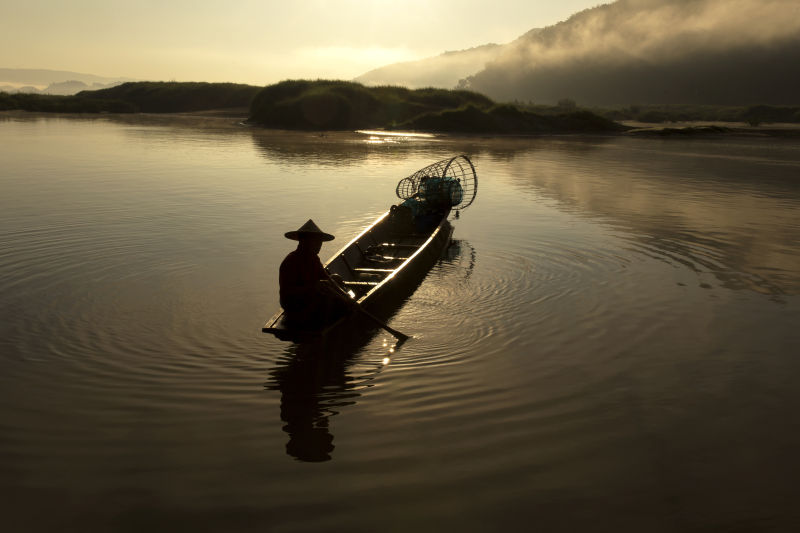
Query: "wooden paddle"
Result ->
[[320, 275, 410, 344]]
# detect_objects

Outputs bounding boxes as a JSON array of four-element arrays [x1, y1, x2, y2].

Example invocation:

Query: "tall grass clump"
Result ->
[[248, 80, 496, 130], [80, 82, 262, 112]]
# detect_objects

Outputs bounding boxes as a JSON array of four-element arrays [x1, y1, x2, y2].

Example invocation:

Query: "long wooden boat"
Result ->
[[263, 207, 453, 343], [262, 155, 477, 344]]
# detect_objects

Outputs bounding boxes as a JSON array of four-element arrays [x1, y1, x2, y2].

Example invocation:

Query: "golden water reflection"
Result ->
[[488, 138, 800, 296]]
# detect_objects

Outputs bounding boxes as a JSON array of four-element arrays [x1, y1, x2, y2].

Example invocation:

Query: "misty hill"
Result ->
[[248, 79, 624, 133], [0, 68, 133, 94], [354, 43, 503, 89], [1, 79, 124, 95], [463, 0, 800, 105], [0, 84, 38, 93], [44, 80, 123, 95]]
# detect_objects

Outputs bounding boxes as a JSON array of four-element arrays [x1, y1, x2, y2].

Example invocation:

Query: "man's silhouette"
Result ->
[[279, 219, 347, 328]]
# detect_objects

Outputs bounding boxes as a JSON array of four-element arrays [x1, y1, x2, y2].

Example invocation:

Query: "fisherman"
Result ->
[[279, 219, 349, 328]]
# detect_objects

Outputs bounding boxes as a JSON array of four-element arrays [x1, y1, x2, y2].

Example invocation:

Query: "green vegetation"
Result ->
[[0, 92, 135, 113], [80, 81, 261, 112], [12, 79, 798, 134], [397, 104, 625, 133], [595, 104, 800, 126], [1, 81, 261, 114], [1, 79, 626, 133], [248, 80, 624, 133], [248, 80, 493, 130], [628, 125, 733, 137]]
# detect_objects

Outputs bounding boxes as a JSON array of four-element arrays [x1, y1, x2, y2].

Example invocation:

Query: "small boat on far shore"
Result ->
[[262, 154, 478, 344]]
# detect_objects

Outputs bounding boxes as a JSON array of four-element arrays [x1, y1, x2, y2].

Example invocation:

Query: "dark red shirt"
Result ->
[[279, 248, 326, 312]]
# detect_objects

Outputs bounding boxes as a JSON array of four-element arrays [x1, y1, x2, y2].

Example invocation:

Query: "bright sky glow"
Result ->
[[1, 0, 604, 84]]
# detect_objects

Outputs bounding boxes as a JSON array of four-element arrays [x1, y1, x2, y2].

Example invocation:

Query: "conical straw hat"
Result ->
[[284, 219, 335, 241]]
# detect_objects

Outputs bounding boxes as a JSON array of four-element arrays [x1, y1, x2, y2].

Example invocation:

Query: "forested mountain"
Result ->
[[358, 0, 800, 105], [464, 0, 800, 105]]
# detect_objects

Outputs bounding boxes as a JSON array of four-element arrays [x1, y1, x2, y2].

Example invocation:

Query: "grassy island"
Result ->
[[1, 79, 625, 133], [247, 80, 625, 133]]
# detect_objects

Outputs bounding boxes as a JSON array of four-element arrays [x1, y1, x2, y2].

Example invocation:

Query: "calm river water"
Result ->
[[1, 114, 799, 532]]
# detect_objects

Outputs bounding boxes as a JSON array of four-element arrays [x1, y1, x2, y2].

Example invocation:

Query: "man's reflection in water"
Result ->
[[265, 239, 473, 462], [266, 342, 366, 462]]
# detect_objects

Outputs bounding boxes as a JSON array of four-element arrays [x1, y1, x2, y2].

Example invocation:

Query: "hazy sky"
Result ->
[[2, 0, 603, 84]]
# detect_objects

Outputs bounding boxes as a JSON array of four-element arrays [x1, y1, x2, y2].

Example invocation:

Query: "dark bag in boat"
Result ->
[[389, 204, 415, 232]]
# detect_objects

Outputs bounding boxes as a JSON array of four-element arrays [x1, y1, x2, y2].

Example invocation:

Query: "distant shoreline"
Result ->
[[623, 124, 800, 138], [5, 109, 800, 140], [4, 80, 800, 137], [0, 80, 625, 135]]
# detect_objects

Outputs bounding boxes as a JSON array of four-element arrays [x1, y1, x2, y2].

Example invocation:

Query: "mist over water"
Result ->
[[1, 114, 799, 531]]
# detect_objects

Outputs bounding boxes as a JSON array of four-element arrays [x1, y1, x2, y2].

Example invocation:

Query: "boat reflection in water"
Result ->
[[264, 239, 475, 462], [265, 337, 393, 462]]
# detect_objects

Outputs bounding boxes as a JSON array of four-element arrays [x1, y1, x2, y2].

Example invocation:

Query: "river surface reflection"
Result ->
[[1, 113, 799, 531]]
